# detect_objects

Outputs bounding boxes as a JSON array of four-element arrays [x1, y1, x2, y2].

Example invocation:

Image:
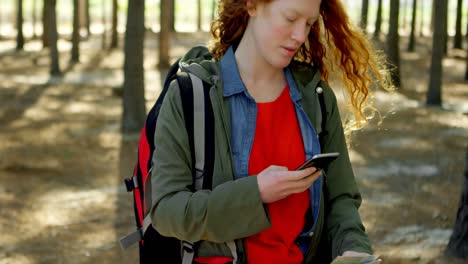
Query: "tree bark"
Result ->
[[453, 0, 463, 49], [387, 0, 401, 88], [49, 0, 61, 76], [465, 46, 468, 80], [110, 0, 118, 48], [159, 0, 170, 68], [443, 2, 449, 55], [71, 0, 80, 63], [85, 0, 91, 37], [169, 0, 175, 32], [33, 0, 38, 38], [360, 0, 369, 33], [16, 0, 24, 50], [408, 0, 417, 51], [445, 149, 468, 259], [197, 0, 202, 31], [42, 0, 50, 48], [122, 0, 146, 134], [373, 0, 383, 40], [426, 0, 448, 106]]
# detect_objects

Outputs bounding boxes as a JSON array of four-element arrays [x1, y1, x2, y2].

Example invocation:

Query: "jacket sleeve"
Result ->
[[149, 81, 270, 243], [320, 84, 373, 258]]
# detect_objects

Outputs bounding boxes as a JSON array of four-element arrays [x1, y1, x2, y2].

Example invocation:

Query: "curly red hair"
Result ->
[[209, 0, 393, 130]]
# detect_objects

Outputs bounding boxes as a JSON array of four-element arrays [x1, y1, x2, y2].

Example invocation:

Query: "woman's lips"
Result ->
[[283, 46, 297, 55]]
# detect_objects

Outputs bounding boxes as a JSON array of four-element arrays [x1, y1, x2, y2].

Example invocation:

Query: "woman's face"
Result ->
[[247, 0, 321, 68]]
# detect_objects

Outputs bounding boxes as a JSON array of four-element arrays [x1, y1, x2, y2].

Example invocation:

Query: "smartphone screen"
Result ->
[[295, 152, 339, 170]]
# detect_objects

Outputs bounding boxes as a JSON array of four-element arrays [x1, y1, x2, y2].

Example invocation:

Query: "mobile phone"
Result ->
[[295, 152, 340, 171]]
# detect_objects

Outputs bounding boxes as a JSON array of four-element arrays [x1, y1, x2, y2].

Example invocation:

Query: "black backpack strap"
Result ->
[[177, 71, 216, 264], [316, 84, 328, 146], [314, 82, 334, 263], [177, 71, 215, 191], [201, 77, 215, 190]]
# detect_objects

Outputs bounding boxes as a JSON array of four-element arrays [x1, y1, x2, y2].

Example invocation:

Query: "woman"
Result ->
[[150, 0, 392, 263]]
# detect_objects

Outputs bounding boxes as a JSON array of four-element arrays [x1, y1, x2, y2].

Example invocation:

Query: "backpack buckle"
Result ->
[[182, 241, 194, 253], [124, 176, 139, 192]]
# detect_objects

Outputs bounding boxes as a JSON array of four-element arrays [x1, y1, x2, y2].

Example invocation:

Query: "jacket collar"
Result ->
[[219, 46, 246, 97]]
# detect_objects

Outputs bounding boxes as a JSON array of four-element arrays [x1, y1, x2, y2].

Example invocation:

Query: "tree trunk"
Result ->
[[465, 46, 468, 80], [387, 0, 401, 88], [110, 0, 118, 48], [445, 149, 468, 259], [78, 0, 87, 36], [442, 1, 448, 55], [373, 0, 383, 40], [197, 0, 202, 31], [159, 0, 170, 68], [85, 0, 91, 37], [16, 0, 24, 50], [102, 0, 107, 49], [408, 0, 417, 51], [42, 0, 50, 48], [71, 0, 80, 63], [49, 0, 61, 76], [122, 0, 146, 134], [360, 0, 369, 33], [169, 0, 175, 32], [33, 0, 37, 38], [426, 0, 448, 106], [453, 0, 463, 49]]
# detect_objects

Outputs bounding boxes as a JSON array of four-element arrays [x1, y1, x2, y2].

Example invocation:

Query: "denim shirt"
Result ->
[[219, 46, 323, 251]]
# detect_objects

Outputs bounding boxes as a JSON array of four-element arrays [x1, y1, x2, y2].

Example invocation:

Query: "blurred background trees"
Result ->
[[387, 0, 401, 88], [0, 0, 466, 130], [427, 0, 448, 105]]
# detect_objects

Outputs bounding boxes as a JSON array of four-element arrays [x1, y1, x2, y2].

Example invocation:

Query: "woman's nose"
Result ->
[[291, 23, 308, 44]]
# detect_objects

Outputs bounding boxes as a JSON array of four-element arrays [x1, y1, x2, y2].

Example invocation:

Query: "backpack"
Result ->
[[119, 58, 329, 264]]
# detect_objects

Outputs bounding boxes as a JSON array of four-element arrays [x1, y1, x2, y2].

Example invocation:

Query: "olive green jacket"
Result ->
[[150, 46, 372, 263]]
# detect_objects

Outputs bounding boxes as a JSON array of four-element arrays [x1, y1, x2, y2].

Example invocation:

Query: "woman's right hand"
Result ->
[[256, 165, 321, 203]]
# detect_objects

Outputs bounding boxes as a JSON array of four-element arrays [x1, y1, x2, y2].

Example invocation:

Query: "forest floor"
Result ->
[[0, 31, 467, 264]]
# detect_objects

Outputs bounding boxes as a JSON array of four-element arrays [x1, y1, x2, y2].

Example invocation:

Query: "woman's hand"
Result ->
[[256, 165, 320, 203]]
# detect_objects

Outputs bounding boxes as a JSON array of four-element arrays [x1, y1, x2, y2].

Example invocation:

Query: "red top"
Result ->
[[245, 85, 310, 264]]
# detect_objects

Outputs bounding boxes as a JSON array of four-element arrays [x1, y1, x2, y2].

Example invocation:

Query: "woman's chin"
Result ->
[[270, 58, 293, 69]]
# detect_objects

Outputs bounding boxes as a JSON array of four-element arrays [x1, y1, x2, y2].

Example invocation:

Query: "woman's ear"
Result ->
[[246, 0, 257, 16]]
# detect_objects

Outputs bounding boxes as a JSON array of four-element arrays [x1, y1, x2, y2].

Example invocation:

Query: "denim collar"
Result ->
[[219, 46, 302, 103]]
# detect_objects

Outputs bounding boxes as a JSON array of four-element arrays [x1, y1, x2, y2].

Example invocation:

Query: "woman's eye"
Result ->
[[306, 19, 316, 27]]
